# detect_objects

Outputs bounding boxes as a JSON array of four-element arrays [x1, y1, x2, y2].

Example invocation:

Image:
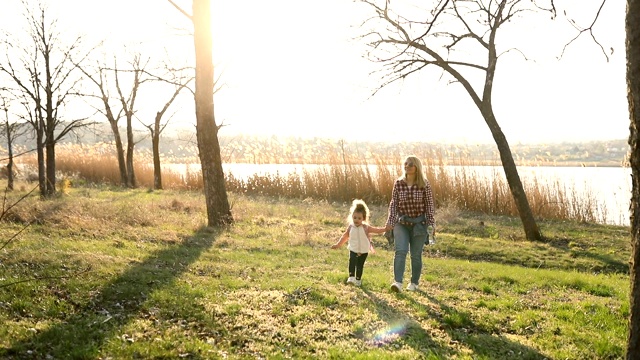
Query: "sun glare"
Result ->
[[0, 0, 629, 144]]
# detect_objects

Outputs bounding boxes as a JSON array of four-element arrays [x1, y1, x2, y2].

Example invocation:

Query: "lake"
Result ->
[[171, 163, 632, 226]]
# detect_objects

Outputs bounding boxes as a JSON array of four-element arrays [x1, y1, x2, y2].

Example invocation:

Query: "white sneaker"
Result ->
[[390, 282, 402, 293], [346, 276, 356, 285], [354, 279, 362, 287], [407, 283, 419, 292]]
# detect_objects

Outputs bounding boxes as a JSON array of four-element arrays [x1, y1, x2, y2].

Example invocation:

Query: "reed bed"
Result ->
[[8, 142, 608, 224]]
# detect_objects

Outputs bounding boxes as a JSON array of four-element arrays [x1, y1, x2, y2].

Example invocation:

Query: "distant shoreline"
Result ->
[[214, 160, 628, 168]]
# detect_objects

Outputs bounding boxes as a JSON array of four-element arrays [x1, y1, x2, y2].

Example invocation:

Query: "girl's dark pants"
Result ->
[[349, 251, 368, 280]]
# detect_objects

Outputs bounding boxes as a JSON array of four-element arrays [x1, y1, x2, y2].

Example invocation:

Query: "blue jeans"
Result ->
[[393, 221, 427, 285]]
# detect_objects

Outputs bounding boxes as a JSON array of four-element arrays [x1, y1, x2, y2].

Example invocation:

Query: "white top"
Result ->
[[347, 225, 370, 254]]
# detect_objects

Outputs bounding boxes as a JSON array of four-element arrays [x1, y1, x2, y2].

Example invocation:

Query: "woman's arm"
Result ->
[[386, 180, 400, 229], [424, 182, 436, 232]]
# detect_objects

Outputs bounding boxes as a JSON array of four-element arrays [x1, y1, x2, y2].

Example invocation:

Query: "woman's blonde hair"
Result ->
[[401, 155, 427, 188], [347, 199, 370, 224]]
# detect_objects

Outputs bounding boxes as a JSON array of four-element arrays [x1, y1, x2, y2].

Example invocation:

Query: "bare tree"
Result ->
[[74, 59, 128, 187], [358, 0, 547, 240], [0, 92, 15, 190], [627, 0, 640, 356], [75, 54, 151, 188], [141, 68, 193, 190], [0, 0, 93, 197], [168, 0, 233, 226], [0, 91, 29, 191], [114, 55, 150, 188]]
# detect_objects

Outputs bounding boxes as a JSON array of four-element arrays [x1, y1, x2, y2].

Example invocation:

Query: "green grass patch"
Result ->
[[0, 185, 630, 359]]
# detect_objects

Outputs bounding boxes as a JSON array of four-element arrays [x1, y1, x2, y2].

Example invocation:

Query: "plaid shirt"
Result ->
[[386, 179, 436, 228]]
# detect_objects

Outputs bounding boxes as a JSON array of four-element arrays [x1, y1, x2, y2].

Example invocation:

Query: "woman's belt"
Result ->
[[398, 214, 426, 227]]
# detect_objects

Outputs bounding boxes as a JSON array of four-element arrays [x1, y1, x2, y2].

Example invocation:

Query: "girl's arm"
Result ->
[[365, 224, 387, 235], [364, 225, 378, 254], [331, 225, 351, 249]]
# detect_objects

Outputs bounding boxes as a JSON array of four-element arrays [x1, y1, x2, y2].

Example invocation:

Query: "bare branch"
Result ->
[[451, 1, 488, 49], [559, 0, 609, 62], [53, 117, 96, 143], [0, 266, 92, 289], [0, 183, 39, 251], [0, 220, 32, 251], [168, 0, 192, 20], [0, 148, 37, 162]]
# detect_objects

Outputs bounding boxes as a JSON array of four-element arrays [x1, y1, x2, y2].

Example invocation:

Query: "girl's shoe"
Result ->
[[354, 279, 362, 286], [407, 283, 419, 291], [390, 282, 402, 292], [346, 277, 356, 285]]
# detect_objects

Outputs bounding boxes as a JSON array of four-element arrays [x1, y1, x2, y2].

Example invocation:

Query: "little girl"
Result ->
[[331, 199, 386, 286]]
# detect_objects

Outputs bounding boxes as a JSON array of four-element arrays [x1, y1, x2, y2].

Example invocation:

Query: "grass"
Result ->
[[0, 182, 630, 359]]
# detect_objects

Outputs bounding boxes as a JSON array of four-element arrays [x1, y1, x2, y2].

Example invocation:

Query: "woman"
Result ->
[[385, 155, 436, 292]]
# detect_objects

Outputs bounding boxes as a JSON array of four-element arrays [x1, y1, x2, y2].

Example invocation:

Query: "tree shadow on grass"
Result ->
[[361, 289, 449, 357], [413, 291, 548, 359], [572, 250, 628, 274], [2, 227, 219, 360], [426, 241, 628, 275], [362, 288, 547, 359], [546, 238, 628, 274]]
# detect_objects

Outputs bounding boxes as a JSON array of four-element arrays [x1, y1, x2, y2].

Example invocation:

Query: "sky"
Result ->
[[0, 0, 628, 145]]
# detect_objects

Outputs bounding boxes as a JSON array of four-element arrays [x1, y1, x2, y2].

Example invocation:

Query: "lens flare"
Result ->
[[368, 320, 409, 345]]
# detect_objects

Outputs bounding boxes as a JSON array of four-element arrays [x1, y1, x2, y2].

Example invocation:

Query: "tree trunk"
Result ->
[[6, 160, 14, 191], [152, 121, 162, 190], [192, 0, 233, 227], [627, 0, 640, 357], [36, 120, 46, 197], [45, 138, 56, 196], [4, 122, 14, 191], [126, 118, 136, 188], [482, 13, 541, 241], [44, 42, 56, 197], [107, 120, 128, 187], [482, 107, 542, 241]]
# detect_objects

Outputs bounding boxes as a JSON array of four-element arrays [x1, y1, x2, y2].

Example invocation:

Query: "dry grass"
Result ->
[[9, 143, 608, 225]]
